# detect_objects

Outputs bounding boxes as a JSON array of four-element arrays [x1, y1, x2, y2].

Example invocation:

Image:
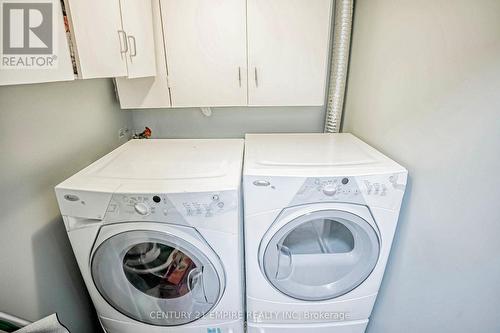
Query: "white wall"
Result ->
[[130, 106, 326, 138], [343, 0, 500, 332], [0, 79, 130, 333]]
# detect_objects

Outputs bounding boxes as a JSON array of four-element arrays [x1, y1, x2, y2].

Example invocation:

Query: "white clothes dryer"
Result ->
[[243, 133, 407, 333]]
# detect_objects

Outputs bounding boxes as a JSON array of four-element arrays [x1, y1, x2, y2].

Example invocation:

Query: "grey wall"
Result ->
[[0, 79, 130, 333], [343, 0, 500, 332], [130, 106, 325, 138]]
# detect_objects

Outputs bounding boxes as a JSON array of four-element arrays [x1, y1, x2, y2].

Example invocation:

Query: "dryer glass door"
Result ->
[[91, 230, 222, 326], [262, 210, 380, 301]]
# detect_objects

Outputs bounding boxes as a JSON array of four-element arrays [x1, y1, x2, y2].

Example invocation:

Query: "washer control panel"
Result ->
[[105, 194, 167, 220], [104, 192, 232, 222], [364, 180, 388, 196], [182, 193, 227, 218]]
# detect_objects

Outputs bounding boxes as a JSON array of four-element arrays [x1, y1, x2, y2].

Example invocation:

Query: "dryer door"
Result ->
[[91, 228, 223, 326], [261, 208, 380, 301]]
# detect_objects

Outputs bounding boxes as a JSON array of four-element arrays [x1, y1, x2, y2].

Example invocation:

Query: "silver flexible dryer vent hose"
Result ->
[[324, 0, 354, 133]]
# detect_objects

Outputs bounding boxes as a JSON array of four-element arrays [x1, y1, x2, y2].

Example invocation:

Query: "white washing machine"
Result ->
[[243, 133, 407, 333], [55, 139, 245, 333]]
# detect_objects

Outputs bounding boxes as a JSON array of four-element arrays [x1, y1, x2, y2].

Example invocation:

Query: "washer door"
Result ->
[[261, 209, 380, 301], [91, 229, 222, 326]]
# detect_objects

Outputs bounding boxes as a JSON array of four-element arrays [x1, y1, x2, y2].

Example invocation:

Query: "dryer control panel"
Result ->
[[288, 173, 407, 210], [291, 177, 366, 206]]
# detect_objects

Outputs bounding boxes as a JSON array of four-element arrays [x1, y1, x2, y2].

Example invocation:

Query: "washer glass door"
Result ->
[[91, 230, 222, 326], [261, 210, 380, 301]]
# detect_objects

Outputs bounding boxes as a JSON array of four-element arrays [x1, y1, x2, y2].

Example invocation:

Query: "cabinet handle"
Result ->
[[128, 35, 137, 58], [117, 30, 128, 54], [238, 67, 242, 87], [254, 67, 259, 88]]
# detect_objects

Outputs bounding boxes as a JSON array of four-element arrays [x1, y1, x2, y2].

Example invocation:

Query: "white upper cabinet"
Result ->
[[115, 0, 171, 109], [1, 0, 333, 103], [115, 0, 333, 108], [64, 0, 127, 79], [0, 0, 74, 86], [160, 0, 247, 107], [120, 0, 156, 78], [247, 0, 333, 106], [64, 0, 156, 79]]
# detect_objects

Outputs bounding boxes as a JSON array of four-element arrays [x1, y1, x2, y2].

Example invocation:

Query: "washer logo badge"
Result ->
[[64, 194, 80, 202]]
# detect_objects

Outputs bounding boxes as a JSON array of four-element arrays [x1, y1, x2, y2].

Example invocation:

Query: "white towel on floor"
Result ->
[[16, 314, 69, 333]]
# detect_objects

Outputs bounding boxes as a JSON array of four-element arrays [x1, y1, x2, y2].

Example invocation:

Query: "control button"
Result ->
[[253, 180, 271, 187], [342, 178, 349, 185], [212, 194, 219, 201], [365, 181, 373, 194], [153, 196, 161, 203], [107, 204, 118, 213], [322, 184, 337, 196], [134, 203, 150, 216], [217, 202, 225, 208]]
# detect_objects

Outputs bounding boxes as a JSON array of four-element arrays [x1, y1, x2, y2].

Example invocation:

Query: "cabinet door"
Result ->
[[247, 0, 333, 106], [161, 0, 247, 107], [120, 0, 156, 78], [115, 0, 170, 108], [0, 0, 74, 85], [65, 0, 128, 79]]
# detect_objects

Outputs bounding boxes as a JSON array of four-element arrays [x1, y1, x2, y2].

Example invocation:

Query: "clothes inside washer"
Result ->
[[123, 243, 197, 299]]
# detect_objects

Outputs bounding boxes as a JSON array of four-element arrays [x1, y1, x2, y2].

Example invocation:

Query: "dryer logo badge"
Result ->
[[207, 329, 222, 333], [1, 0, 58, 69]]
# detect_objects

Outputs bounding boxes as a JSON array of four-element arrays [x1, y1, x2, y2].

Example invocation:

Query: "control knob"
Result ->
[[322, 184, 337, 196], [134, 202, 150, 216]]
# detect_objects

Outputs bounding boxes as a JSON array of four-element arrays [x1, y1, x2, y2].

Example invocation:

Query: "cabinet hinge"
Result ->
[[166, 75, 172, 88]]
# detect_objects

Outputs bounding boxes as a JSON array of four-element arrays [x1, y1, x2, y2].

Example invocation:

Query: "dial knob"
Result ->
[[322, 184, 337, 196], [134, 202, 150, 215]]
